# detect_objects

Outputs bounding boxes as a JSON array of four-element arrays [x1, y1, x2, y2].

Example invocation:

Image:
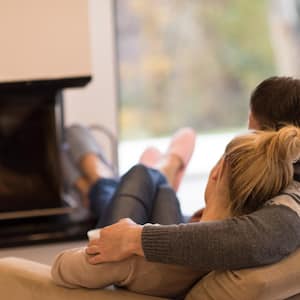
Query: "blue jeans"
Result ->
[[88, 164, 184, 227]]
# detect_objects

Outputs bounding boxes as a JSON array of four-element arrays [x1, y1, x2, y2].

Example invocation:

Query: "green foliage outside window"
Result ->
[[115, 0, 275, 139]]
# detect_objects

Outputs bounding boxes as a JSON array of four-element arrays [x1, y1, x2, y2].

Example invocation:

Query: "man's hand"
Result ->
[[86, 218, 144, 264]]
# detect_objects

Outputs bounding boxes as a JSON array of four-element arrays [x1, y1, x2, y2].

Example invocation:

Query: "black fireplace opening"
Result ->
[[0, 92, 62, 212], [0, 78, 96, 247]]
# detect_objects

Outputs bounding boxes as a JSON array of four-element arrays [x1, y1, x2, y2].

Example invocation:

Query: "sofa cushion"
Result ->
[[185, 248, 300, 300], [2, 252, 300, 300]]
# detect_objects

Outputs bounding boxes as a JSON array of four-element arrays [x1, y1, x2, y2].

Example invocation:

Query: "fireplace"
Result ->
[[0, 78, 95, 247]]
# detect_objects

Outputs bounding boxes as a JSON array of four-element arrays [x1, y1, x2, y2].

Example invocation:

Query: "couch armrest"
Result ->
[[0, 257, 165, 300]]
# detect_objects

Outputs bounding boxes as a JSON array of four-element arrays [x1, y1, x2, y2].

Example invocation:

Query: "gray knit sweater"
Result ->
[[142, 182, 300, 271]]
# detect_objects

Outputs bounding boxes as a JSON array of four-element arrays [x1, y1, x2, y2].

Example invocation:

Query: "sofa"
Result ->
[[1, 249, 300, 300]]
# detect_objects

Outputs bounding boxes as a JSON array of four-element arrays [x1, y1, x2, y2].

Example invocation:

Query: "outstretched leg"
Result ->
[[97, 164, 167, 227], [150, 184, 184, 224], [73, 127, 196, 226], [79, 150, 188, 226], [51, 247, 202, 298]]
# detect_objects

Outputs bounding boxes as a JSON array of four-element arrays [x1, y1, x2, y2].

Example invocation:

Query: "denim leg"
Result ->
[[98, 164, 167, 227], [88, 178, 119, 221], [150, 184, 185, 225]]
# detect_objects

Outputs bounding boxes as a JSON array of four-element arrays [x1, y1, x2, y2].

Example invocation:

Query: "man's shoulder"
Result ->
[[264, 181, 300, 217]]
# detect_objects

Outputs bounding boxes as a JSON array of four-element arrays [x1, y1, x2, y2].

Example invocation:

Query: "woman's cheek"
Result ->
[[204, 179, 212, 206]]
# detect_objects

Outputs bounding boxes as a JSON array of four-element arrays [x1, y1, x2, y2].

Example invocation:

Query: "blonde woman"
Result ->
[[51, 125, 300, 298]]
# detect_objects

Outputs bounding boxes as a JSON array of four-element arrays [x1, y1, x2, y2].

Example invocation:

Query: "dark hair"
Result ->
[[250, 76, 300, 129]]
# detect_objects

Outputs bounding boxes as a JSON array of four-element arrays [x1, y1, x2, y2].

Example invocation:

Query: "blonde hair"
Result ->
[[225, 125, 300, 216]]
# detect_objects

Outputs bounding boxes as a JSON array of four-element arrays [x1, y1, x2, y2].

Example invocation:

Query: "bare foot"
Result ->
[[158, 127, 196, 191], [79, 153, 114, 184], [155, 154, 184, 188], [139, 147, 162, 167], [74, 177, 90, 208]]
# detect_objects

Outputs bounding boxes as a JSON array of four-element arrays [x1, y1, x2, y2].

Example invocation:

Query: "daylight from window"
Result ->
[[115, 0, 300, 213]]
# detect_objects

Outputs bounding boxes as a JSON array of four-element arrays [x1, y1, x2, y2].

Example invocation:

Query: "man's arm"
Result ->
[[142, 205, 300, 270], [87, 205, 300, 270]]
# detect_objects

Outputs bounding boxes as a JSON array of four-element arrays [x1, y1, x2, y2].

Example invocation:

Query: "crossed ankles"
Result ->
[[61, 125, 197, 206], [61, 124, 116, 207], [139, 127, 197, 191]]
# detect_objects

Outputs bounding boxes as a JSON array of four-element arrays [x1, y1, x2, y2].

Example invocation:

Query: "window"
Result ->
[[114, 0, 300, 213], [115, 0, 276, 139]]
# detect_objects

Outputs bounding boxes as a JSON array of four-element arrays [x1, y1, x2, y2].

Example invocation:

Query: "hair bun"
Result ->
[[268, 125, 300, 164]]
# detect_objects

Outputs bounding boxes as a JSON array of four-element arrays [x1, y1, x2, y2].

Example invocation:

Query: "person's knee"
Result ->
[[130, 164, 149, 174], [125, 164, 150, 180]]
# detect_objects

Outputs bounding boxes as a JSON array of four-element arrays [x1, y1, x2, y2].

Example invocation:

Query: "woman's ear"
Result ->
[[211, 158, 223, 181], [212, 157, 230, 184], [211, 167, 219, 181]]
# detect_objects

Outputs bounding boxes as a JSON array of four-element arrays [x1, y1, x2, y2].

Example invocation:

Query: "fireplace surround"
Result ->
[[0, 77, 95, 247]]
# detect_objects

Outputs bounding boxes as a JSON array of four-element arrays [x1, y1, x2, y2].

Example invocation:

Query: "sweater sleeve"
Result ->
[[142, 205, 300, 271]]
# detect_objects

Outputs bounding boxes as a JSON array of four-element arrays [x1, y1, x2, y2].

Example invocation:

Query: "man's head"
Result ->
[[249, 76, 300, 130]]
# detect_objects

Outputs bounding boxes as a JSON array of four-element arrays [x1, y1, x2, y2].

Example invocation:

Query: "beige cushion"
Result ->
[[1, 252, 300, 300], [0, 257, 165, 300], [186, 248, 300, 300]]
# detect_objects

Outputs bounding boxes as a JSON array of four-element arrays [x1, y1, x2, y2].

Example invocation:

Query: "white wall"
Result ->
[[0, 0, 91, 81], [64, 0, 118, 165], [0, 0, 118, 165]]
